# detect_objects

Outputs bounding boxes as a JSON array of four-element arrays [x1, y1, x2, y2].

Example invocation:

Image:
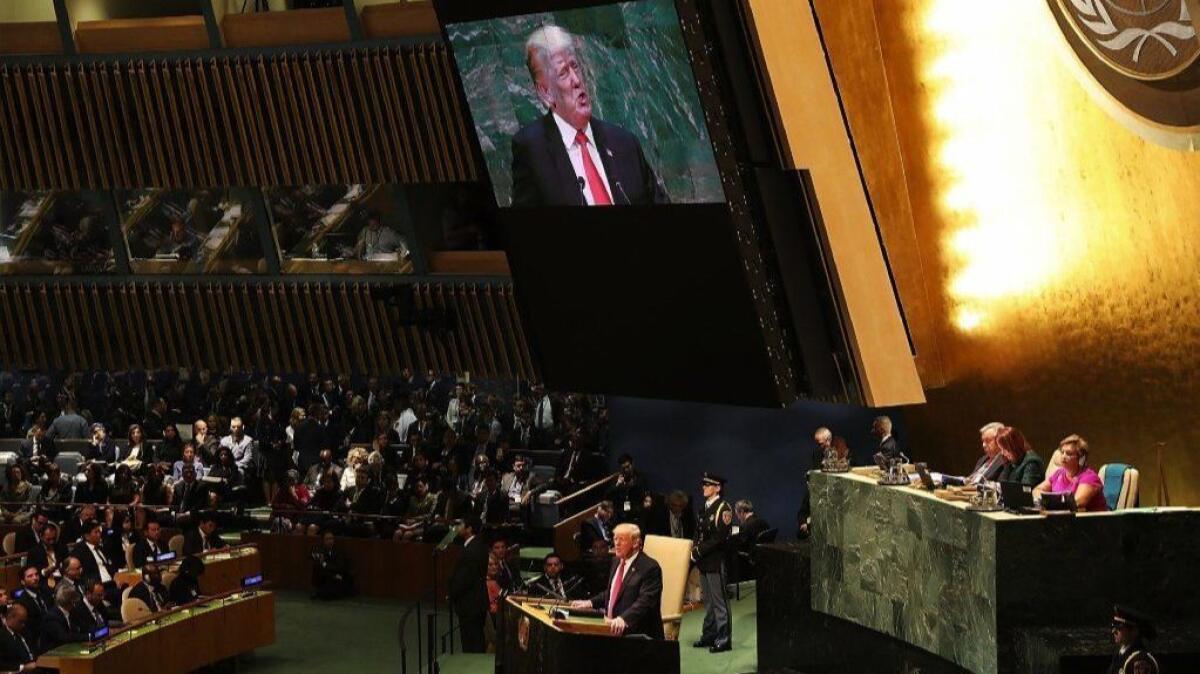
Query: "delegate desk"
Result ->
[[115, 544, 262, 595], [38, 590, 274, 674], [241, 532, 459, 600], [500, 597, 679, 674], [806, 470, 1200, 674]]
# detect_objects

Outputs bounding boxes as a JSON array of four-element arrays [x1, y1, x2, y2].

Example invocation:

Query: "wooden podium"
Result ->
[[500, 597, 679, 674]]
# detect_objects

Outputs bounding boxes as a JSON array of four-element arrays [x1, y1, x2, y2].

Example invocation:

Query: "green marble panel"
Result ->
[[445, 0, 723, 207], [810, 472, 998, 674]]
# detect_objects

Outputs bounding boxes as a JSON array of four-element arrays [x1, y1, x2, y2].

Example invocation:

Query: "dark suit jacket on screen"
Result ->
[[511, 114, 669, 207], [588, 552, 664, 639]]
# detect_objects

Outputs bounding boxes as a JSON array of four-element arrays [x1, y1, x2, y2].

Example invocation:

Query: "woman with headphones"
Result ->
[[1033, 434, 1108, 512]]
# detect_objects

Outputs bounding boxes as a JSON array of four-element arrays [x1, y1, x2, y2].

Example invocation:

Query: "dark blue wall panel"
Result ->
[[608, 396, 908, 540]]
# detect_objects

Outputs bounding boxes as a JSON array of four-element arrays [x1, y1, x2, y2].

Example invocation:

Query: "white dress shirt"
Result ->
[[534, 395, 554, 431], [85, 542, 112, 583], [221, 434, 255, 470], [606, 552, 639, 614], [394, 408, 417, 440], [552, 113, 613, 206]]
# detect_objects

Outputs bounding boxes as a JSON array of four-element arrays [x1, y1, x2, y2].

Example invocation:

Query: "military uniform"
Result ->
[[1109, 643, 1159, 674], [1109, 605, 1160, 674], [692, 473, 733, 652]]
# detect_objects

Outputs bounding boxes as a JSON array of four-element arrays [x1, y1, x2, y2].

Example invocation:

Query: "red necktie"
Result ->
[[575, 131, 612, 206], [607, 558, 627, 618]]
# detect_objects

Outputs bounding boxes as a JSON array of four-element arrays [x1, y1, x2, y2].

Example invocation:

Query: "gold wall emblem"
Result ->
[[518, 615, 531, 651], [1049, 0, 1200, 128]]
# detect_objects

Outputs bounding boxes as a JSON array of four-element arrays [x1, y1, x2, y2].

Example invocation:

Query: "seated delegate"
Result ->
[[943, 421, 1008, 487], [1033, 434, 1107, 512], [995, 426, 1046, 486]]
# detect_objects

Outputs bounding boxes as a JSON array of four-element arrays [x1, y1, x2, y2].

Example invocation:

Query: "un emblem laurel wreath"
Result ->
[[1068, 0, 1197, 62]]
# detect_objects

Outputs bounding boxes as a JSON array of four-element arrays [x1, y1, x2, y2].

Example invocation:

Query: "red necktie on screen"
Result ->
[[607, 558, 627, 618], [575, 131, 612, 206]]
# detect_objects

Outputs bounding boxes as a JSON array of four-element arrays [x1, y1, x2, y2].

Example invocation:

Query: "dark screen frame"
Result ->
[[433, 0, 822, 406]]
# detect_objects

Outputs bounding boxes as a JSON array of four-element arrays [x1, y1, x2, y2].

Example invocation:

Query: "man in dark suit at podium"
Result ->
[[572, 522, 664, 638], [511, 25, 669, 208]]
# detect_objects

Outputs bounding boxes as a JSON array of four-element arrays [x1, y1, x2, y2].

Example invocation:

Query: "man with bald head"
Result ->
[[511, 25, 668, 207], [571, 522, 664, 638], [0, 603, 36, 671]]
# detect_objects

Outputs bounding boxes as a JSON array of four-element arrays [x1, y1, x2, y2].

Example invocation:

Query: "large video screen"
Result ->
[[117, 188, 265, 274], [266, 184, 413, 274], [0, 191, 115, 275], [444, 0, 724, 208]]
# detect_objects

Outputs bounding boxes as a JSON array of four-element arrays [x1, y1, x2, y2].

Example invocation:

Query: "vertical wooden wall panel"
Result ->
[[228, 284, 252, 371], [109, 63, 144, 187], [376, 53, 413, 182], [94, 65, 124, 187], [75, 65, 108, 185], [32, 67, 65, 187], [12, 68, 46, 187], [74, 284, 100, 366], [234, 59, 270, 187], [325, 284, 355, 374], [0, 286, 12, 367], [192, 59, 226, 185], [0, 282, 537, 379], [225, 284, 248, 371]]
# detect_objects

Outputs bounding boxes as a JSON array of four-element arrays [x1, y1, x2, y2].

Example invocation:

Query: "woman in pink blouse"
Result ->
[[1033, 434, 1108, 512]]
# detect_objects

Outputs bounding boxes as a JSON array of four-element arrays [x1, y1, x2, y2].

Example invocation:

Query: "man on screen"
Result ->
[[512, 25, 669, 207]]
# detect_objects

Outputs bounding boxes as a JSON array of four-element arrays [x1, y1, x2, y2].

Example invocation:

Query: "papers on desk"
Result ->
[[204, 226, 228, 252], [319, 203, 349, 227], [218, 204, 242, 224], [17, 198, 42, 218]]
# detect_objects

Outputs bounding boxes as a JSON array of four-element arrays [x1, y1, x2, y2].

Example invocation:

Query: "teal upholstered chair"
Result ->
[[1098, 463, 1139, 510]]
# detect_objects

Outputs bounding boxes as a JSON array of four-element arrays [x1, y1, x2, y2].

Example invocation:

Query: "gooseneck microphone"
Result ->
[[614, 180, 632, 205]]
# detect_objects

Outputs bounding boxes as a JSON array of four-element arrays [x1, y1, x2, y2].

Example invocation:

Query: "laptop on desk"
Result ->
[[999, 481, 1040, 514]]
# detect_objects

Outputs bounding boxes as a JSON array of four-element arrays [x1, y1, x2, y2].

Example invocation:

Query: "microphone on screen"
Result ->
[[614, 181, 631, 206], [576, 176, 586, 193]]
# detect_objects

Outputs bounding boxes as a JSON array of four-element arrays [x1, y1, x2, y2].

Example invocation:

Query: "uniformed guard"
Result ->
[[1109, 605, 1160, 674], [691, 472, 732, 653]]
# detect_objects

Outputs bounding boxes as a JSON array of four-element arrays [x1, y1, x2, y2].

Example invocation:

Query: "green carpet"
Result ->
[[243, 591, 454, 674], [244, 585, 758, 674], [678, 585, 758, 674]]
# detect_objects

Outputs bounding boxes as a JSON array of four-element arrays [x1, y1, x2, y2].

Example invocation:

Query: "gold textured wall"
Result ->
[[813, 0, 1200, 505]]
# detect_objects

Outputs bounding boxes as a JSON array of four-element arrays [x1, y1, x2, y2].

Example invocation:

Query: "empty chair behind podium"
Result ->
[[1099, 463, 1140, 510]]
